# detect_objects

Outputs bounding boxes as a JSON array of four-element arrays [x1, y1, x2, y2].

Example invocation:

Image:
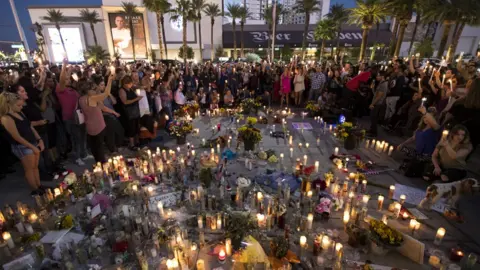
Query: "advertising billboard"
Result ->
[[108, 12, 147, 59]]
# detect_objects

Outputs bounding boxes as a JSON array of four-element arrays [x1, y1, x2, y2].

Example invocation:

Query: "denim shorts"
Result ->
[[11, 144, 34, 159]]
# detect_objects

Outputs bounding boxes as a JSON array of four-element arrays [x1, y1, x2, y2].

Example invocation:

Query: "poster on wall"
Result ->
[[108, 13, 147, 59], [47, 27, 85, 63]]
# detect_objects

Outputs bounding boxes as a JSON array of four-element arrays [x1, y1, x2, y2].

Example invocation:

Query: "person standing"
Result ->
[[280, 67, 292, 108], [309, 66, 326, 102], [0, 91, 44, 195], [119, 75, 142, 150], [368, 71, 388, 137], [294, 67, 305, 106]]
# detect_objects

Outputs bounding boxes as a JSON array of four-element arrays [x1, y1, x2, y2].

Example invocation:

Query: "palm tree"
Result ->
[[238, 7, 251, 58], [264, 4, 286, 61], [294, 0, 321, 60], [170, 0, 194, 64], [41, 9, 67, 55], [326, 4, 350, 58], [314, 19, 336, 60], [445, 0, 480, 61], [192, 0, 207, 61], [225, 3, 242, 60], [390, 0, 414, 57], [143, 0, 171, 59], [84, 45, 110, 64], [203, 3, 222, 61], [388, 19, 399, 57], [79, 9, 102, 46], [422, 0, 458, 59], [348, 0, 390, 62], [120, 2, 141, 60], [370, 42, 385, 60]]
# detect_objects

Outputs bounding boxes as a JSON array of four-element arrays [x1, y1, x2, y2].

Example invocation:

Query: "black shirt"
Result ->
[[22, 100, 46, 134]]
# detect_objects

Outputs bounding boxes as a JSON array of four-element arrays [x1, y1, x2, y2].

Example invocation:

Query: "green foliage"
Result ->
[[348, 0, 390, 29], [143, 0, 172, 14], [414, 38, 434, 57], [199, 168, 213, 188], [245, 53, 261, 63], [203, 3, 222, 23], [149, 49, 157, 62], [178, 45, 194, 59], [224, 212, 258, 250], [280, 45, 293, 61], [79, 9, 102, 24], [84, 45, 110, 64], [314, 19, 336, 41], [271, 236, 289, 258], [41, 9, 67, 26], [214, 45, 226, 58], [263, 4, 286, 29], [294, 0, 321, 15]]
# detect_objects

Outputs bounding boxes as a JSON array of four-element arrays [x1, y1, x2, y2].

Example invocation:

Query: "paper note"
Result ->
[[396, 233, 425, 264], [40, 229, 71, 244], [91, 204, 102, 219], [137, 89, 150, 116]]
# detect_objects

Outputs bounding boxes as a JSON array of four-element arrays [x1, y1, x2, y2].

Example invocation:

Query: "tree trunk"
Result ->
[[240, 22, 245, 57], [424, 22, 432, 39], [56, 25, 67, 56], [446, 22, 465, 62], [407, 13, 420, 56], [183, 18, 187, 64], [129, 21, 136, 60], [370, 47, 376, 61], [211, 19, 215, 61], [198, 16, 203, 62], [301, 12, 310, 60], [232, 21, 237, 60], [359, 27, 369, 62], [437, 21, 452, 58], [161, 15, 168, 59], [90, 23, 98, 46], [394, 22, 407, 57], [388, 20, 399, 57], [320, 40, 325, 60], [155, 13, 164, 59], [336, 27, 342, 58]]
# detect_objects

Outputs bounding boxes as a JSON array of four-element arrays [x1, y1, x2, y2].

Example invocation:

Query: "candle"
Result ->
[[434, 227, 446, 245], [300, 235, 307, 247], [365, 139, 370, 148], [388, 146, 394, 156], [388, 185, 395, 199], [334, 147, 339, 155], [317, 137, 320, 146], [147, 186, 153, 194], [2, 232, 14, 249], [430, 68, 436, 81], [298, 143, 302, 149], [315, 161, 319, 172], [321, 235, 331, 250], [217, 144, 220, 154], [197, 215, 203, 229], [378, 195, 384, 211], [217, 217, 222, 230], [329, 125, 333, 131], [303, 155, 308, 165], [54, 188, 61, 197], [191, 150, 196, 157], [307, 213, 313, 231], [280, 153, 284, 162], [335, 243, 343, 257], [361, 180, 367, 193], [132, 185, 138, 192], [383, 142, 389, 153], [157, 201, 164, 217], [290, 147, 293, 158], [202, 138, 206, 146], [305, 143, 309, 149], [399, 194, 406, 204], [29, 213, 38, 224], [196, 259, 205, 270], [343, 211, 350, 225], [402, 211, 409, 220], [442, 130, 449, 140], [442, 74, 446, 86], [393, 202, 401, 218], [428, 255, 440, 267], [450, 249, 464, 262], [289, 135, 292, 146], [449, 79, 453, 92], [362, 195, 370, 206], [409, 219, 418, 233], [225, 238, 232, 256], [382, 214, 388, 225], [25, 223, 34, 234], [257, 213, 265, 228]]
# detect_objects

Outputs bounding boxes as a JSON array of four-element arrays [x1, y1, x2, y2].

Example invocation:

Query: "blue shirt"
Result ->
[[415, 128, 440, 155]]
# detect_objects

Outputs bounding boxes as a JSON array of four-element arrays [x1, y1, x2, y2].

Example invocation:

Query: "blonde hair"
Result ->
[[0, 92, 20, 117]]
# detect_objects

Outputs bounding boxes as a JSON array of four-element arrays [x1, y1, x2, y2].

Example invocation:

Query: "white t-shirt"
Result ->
[[112, 28, 131, 49], [175, 90, 186, 105]]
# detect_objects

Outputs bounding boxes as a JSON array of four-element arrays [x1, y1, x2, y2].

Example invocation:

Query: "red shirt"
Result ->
[[346, 71, 371, 92], [56, 85, 80, 121]]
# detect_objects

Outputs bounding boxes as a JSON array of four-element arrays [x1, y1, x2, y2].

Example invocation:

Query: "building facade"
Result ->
[[28, 0, 223, 63]]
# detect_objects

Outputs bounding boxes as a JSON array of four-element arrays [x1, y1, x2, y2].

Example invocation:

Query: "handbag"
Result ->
[[74, 99, 84, 125]]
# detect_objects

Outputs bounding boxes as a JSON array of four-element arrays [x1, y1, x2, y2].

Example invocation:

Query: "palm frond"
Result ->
[[79, 9, 102, 24]]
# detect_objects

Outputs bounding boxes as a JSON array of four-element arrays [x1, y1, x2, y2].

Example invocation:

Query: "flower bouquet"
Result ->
[[168, 119, 193, 144], [238, 118, 262, 151], [305, 101, 321, 117], [369, 219, 403, 254], [335, 122, 366, 150], [240, 98, 261, 115], [184, 101, 199, 118]]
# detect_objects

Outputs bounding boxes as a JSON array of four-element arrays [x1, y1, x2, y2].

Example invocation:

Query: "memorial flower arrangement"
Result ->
[[240, 98, 261, 114], [305, 101, 321, 116], [369, 219, 403, 247], [168, 119, 193, 137], [237, 118, 262, 149], [185, 101, 199, 116]]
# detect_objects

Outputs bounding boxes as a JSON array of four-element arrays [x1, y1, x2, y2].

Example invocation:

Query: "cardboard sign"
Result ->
[[148, 191, 182, 211], [136, 89, 150, 116]]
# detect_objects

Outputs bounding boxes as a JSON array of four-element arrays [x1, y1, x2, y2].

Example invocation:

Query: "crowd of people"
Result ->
[[0, 53, 479, 195]]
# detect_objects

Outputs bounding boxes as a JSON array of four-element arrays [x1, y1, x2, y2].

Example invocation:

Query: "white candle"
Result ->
[[280, 153, 284, 162], [305, 143, 309, 149], [442, 130, 449, 140], [388, 146, 394, 156], [371, 139, 376, 149], [54, 188, 61, 197], [217, 217, 222, 230], [399, 194, 406, 204], [196, 259, 205, 270], [25, 223, 34, 234], [257, 213, 265, 228], [2, 232, 14, 249], [434, 227, 446, 245], [303, 155, 308, 165], [157, 201, 164, 217], [225, 238, 232, 256], [362, 195, 370, 206], [307, 213, 313, 230], [290, 147, 293, 158], [334, 147, 339, 155], [289, 135, 293, 145], [316, 137, 320, 146], [335, 243, 343, 257], [383, 142, 389, 153], [315, 161, 319, 172], [378, 195, 384, 211], [343, 210, 350, 225], [299, 235, 307, 247], [321, 235, 331, 250], [197, 215, 203, 229], [393, 202, 401, 218], [388, 185, 395, 199], [217, 144, 220, 154]]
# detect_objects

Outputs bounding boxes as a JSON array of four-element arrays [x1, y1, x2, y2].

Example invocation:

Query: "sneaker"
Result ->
[[82, 154, 94, 160], [76, 158, 85, 166]]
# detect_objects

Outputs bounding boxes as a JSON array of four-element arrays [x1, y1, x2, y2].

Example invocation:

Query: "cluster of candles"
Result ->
[[302, 233, 344, 261], [365, 139, 394, 156], [197, 213, 224, 231], [0, 202, 41, 252]]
